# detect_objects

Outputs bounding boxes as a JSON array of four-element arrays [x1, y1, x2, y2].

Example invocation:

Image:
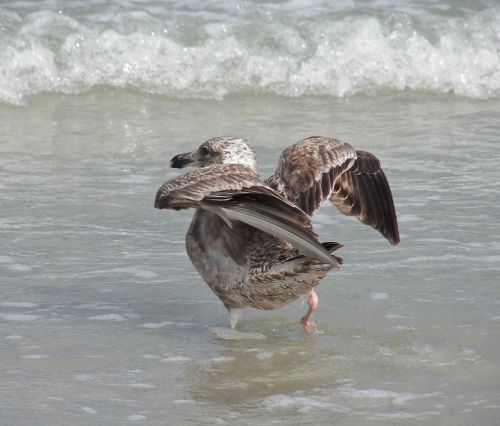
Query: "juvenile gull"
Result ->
[[154, 136, 399, 329]]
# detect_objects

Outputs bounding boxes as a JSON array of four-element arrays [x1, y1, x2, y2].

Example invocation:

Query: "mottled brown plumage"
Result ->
[[154, 136, 399, 328], [330, 150, 400, 245], [266, 137, 399, 245]]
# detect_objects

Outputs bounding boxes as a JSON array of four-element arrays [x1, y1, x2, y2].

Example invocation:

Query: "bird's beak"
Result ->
[[170, 151, 197, 168]]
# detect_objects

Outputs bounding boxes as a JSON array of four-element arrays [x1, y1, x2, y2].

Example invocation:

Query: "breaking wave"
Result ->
[[1, 0, 499, 105]]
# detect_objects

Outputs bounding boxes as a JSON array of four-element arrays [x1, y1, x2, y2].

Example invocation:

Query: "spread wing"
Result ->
[[266, 137, 356, 216], [154, 163, 339, 266], [266, 136, 399, 245], [330, 150, 400, 245]]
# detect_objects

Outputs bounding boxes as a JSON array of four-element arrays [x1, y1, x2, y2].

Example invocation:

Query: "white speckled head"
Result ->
[[171, 136, 258, 172]]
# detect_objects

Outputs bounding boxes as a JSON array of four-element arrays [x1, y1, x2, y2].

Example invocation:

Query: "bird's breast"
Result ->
[[185, 210, 246, 289]]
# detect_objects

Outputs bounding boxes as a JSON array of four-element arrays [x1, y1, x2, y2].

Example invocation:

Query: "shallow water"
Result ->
[[1, 0, 500, 425], [1, 91, 499, 425]]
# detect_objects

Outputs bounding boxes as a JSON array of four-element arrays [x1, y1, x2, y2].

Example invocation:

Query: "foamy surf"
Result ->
[[1, 1, 499, 105]]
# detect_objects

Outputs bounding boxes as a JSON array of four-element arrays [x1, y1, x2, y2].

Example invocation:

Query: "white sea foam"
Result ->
[[1, 1, 499, 105]]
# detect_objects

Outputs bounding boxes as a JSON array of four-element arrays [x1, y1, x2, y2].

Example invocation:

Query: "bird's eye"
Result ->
[[200, 146, 210, 156]]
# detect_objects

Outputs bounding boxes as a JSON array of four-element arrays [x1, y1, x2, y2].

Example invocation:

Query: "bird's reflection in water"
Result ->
[[186, 316, 340, 404]]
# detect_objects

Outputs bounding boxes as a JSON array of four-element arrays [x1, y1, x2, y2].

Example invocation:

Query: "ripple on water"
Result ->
[[7, 264, 32, 272], [119, 175, 154, 184], [261, 384, 442, 418], [21, 354, 51, 359], [75, 303, 123, 310], [138, 321, 174, 328], [173, 399, 196, 404], [0, 255, 32, 271], [127, 383, 155, 389], [0, 302, 39, 308], [5, 335, 24, 340], [338, 384, 440, 406], [87, 267, 157, 279], [161, 355, 192, 362], [73, 374, 98, 382], [386, 314, 415, 319], [263, 394, 346, 414], [370, 293, 389, 300], [127, 415, 146, 422], [209, 327, 266, 340], [87, 314, 128, 321], [0, 313, 42, 321], [210, 356, 236, 363]]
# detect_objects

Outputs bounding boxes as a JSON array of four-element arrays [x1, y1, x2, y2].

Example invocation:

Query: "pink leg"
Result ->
[[300, 289, 318, 330]]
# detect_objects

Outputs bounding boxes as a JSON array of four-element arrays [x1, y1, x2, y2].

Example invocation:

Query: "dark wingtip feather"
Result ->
[[322, 241, 344, 264], [330, 150, 400, 247], [154, 187, 164, 209], [388, 228, 400, 246], [322, 241, 343, 252]]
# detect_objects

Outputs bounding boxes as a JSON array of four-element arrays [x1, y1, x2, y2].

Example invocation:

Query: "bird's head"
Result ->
[[170, 136, 257, 172]]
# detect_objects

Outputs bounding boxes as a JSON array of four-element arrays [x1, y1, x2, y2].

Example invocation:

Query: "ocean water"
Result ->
[[1, 1, 500, 425], [1, 0, 500, 104]]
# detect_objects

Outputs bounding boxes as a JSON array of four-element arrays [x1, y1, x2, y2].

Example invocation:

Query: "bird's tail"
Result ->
[[321, 241, 343, 265], [283, 241, 343, 266]]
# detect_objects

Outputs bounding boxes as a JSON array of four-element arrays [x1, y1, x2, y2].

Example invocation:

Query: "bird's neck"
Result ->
[[223, 152, 258, 174]]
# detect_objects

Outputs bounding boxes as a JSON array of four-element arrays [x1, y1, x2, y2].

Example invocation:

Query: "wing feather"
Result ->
[[330, 150, 400, 245], [266, 136, 356, 216], [266, 138, 399, 245], [154, 163, 339, 266], [154, 164, 260, 206]]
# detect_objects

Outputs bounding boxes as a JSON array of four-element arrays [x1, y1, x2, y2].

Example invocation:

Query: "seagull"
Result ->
[[154, 136, 399, 329]]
